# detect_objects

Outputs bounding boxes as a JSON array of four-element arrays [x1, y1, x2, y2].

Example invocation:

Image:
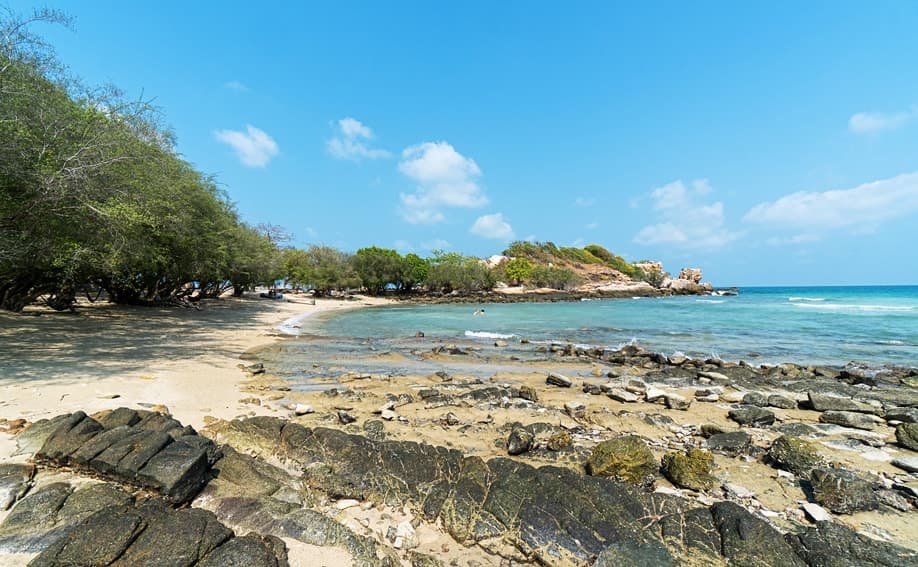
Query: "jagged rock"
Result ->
[[886, 407, 918, 424], [896, 422, 918, 451], [787, 519, 918, 566], [664, 394, 691, 411], [768, 435, 824, 476], [728, 406, 776, 427], [810, 467, 879, 514], [625, 380, 647, 394], [706, 431, 751, 457], [661, 449, 715, 491], [808, 392, 878, 414], [742, 392, 767, 407], [768, 394, 797, 409], [546, 373, 573, 387], [136, 439, 211, 504], [507, 427, 534, 455], [586, 435, 657, 485], [518, 385, 538, 402], [0, 463, 34, 511], [819, 410, 879, 431]]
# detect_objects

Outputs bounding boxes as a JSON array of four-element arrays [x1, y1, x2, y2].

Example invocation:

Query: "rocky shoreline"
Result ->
[[1, 341, 916, 566]]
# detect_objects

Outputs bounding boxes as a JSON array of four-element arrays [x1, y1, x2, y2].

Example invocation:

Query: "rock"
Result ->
[[546, 373, 573, 387], [801, 502, 832, 523], [706, 432, 751, 457], [728, 406, 775, 427], [608, 389, 640, 403], [547, 430, 572, 451], [788, 519, 918, 567], [767, 394, 797, 409], [625, 380, 647, 394], [337, 411, 357, 425], [742, 392, 767, 407], [583, 383, 603, 395], [810, 467, 879, 514], [664, 394, 691, 411], [808, 392, 877, 414], [518, 385, 538, 402], [585, 435, 657, 485], [891, 456, 918, 473], [494, 340, 508, 347], [507, 427, 534, 455], [28, 504, 146, 566], [661, 449, 716, 491], [644, 387, 666, 403], [0, 464, 34, 511], [711, 501, 806, 566], [669, 354, 688, 365], [293, 404, 314, 416], [135, 439, 211, 504], [698, 371, 729, 383], [442, 412, 460, 426], [819, 410, 879, 431], [197, 533, 287, 567], [414, 331, 425, 337], [767, 435, 824, 476], [895, 422, 918, 451], [886, 407, 918, 424], [564, 401, 586, 419], [593, 538, 677, 566]]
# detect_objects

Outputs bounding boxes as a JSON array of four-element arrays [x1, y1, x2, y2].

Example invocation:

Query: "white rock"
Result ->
[[608, 389, 639, 403], [802, 502, 832, 523], [294, 404, 314, 416], [564, 401, 587, 419], [335, 499, 361, 510], [645, 387, 667, 403], [381, 409, 397, 421]]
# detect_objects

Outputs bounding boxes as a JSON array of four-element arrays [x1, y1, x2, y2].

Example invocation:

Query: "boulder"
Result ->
[[711, 501, 806, 566], [518, 385, 538, 402], [197, 533, 287, 567], [0, 463, 34, 511], [819, 410, 880, 431], [507, 427, 534, 456], [728, 406, 776, 427], [564, 401, 586, 419], [742, 392, 767, 407], [767, 394, 797, 409], [547, 430, 572, 451], [807, 393, 878, 414], [661, 449, 716, 491], [585, 435, 657, 486], [885, 407, 918, 424], [767, 436, 824, 476], [787, 517, 918, 566], [546, 373, 573, 387], [895, 422, 918, 451], [664, 394, 691, 411], [608, 389, 640, 403], [810, 468, 878, 514], [706, 432, 751, 457], [644, 387, 667, 403]]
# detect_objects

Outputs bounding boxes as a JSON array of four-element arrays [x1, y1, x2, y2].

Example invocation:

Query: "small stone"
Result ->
[[885, 407, 918, 424], [669, 355, 687, 365], [380, 409, 397, 421], [564, 401, 587, 419], [507, 427, 534, 455], [547, 430, 572, 451], [661, 448, 716, 491], [337, 411, 357, 425], [742, 392, 767, 407], [644, 387, 666, 403], [293, 404, 314, 416], [625, 380, 647, 395], [801, 503, 832, 523], [664, 394, 691, 411], [583, 383, 602, 395], [335, 499, 361, 510], [706, 431, 751, 456], [728, 406, 775, 427], [608, 389, 639, 403], [442, 412, 460, 426], [698, 371, 729, 382], [494, 340, 508, 347], [546, 373, 573, 388], [767, 394, 797, 409], [895, 423, 918, 451], [768, 435, 824, 476], [819, 410, 880, 431], [518, 385, 539, 402], [808, 392, 877, 414], [414, 331, 425, 337]]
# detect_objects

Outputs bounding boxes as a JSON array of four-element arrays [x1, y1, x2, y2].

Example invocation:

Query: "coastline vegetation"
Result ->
[[0, 9, 654, 312]]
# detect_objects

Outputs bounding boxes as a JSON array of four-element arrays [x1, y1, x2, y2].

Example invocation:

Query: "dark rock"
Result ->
[[876, 489, 913, 511], [518, 385, 538, 402], [28, 505, 145, 567], [0, 463, 34, 511], [585, 435, 657, 485], [706, 431, 751, 457], [787, 519, 918, 567], [507, 427, 534, 455], [37, 412, 104, 463], [197, 533, 287, 567], [742, 392, 767, 406], [362, 419, 386, 441], [774, 422, 820, 437], [95, 407, 142, 429], [546, 372, 573, 387], [885, 407, 918, 424], [337, 410, 357, 425], [13, 414, 75, 456], [0, 482, 72, 535], [582, 383, 602, 395], [661, 449, 716, 491], [808, 392, 878, 414], [699, 424, 727, 438], [135, 411, 185, 434], [810, 467, 879, 514], [711, 501, 806, 566], [728, 406, 776, 427], [768, 394, 797, 409], [547, 430, 572, 451], [58, 483, 134, 522], [768, 435, 824, 476], [892, 457, 918, 474], [136, 439, 210, 504], [895, 422, 918, 451], [819, 410, 879, 431], [593, 538, 676, 566], [69, 425, 135, 466]]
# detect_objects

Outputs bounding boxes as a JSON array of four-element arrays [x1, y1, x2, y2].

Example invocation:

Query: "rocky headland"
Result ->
[[2, 341, 916, 566]]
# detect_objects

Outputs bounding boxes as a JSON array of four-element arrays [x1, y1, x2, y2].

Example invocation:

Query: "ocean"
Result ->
[[288, 286, 917, 368]]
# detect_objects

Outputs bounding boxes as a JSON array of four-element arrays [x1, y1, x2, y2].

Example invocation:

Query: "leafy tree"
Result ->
[[426, 251, 494, 293], [352, 246, 405, 295], [504, 257, 533, 285]]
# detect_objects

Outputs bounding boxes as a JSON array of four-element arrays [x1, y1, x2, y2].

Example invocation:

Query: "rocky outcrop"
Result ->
[[677, 268, 703, 284]]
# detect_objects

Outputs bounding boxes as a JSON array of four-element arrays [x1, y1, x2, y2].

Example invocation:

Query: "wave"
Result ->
[[788, 297, 826, 302], [696, 299, 725, 304], [464, 330, 516, 339], [792, 303, 914, 312]]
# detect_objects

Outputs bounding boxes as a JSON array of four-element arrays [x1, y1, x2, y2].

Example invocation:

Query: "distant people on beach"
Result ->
[[473, 308, 485, 316]]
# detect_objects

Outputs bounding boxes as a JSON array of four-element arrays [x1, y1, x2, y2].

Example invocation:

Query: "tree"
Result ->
[[504, 258, 533, 285], [352, 246, 405, 295]]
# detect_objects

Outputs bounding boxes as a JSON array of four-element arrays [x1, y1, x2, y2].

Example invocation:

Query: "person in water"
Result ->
[[474, 308, 485, 316]]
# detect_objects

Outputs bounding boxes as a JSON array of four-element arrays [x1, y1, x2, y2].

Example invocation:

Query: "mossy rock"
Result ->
[[768, 435, 824, 476], [585, 435, 656, 485], [547, 430, 572, 451], [896, 423, 918, 451], [661, 448, 716, 491]]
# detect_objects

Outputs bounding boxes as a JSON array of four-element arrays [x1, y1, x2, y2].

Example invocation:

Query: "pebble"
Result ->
[[294, 404, 314, 416]]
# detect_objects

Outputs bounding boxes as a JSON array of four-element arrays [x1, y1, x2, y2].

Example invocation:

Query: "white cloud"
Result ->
[[586, 221, 600, 230], [422, 238, 451, 250], [224, 80, 249, 92], [849, 107, 916, 134], [765, 233, 820, 246], [214, 125, 279, 168], [574, 196, 595, 207], [327, 117, 391, 161], [633, 179, 739, 250], [470, 213, 514, 240], [744, 171, 918, 234], [393, 239, 414, 252], [398, 141, 488, 224]]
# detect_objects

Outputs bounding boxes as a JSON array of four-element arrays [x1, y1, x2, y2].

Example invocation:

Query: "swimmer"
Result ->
[[473, 308, 485, 316]]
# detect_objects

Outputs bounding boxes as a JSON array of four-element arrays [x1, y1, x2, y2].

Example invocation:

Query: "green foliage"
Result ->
[[297, 245, 360, 296], [584, 244, 642, 278], [352, 246, 404, 295], [426, 251, 494, 293], [504, 257, 533, 285], [558, 247, 602, 265], [528, 265, 580, 290]]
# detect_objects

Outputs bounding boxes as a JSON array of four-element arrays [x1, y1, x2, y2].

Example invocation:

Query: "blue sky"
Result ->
[[17, 1, 918, 286]]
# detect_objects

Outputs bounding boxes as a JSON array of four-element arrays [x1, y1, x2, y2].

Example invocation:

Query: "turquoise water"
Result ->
[[307, 286, 918, 367]]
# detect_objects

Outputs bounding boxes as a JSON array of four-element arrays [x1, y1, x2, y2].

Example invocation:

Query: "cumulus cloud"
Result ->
[[744, 171, 918, 235], [849, 107, 916, 134], [327, 117, 391, 160], [214, 125, 279, 167], [398, 141, 488, 224], [633, 179, 739, 250], [470, 213, 514, 240]]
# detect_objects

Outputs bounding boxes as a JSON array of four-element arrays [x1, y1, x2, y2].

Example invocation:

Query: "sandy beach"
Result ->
[[0, 294, 391, 439]]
